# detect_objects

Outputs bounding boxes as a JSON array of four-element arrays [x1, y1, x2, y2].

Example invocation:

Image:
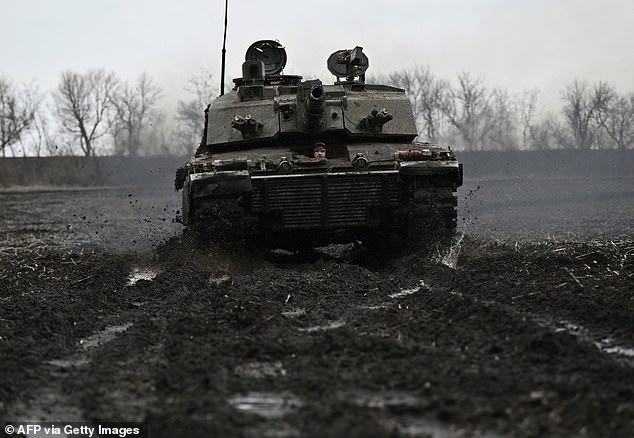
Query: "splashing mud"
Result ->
[[126, 267, 159, 286], [433, 232, 465, 268]]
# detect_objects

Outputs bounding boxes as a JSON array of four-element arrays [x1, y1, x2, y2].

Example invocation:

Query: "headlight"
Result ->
[[351, 153, 369, 170], [278, 157, 293, 173]]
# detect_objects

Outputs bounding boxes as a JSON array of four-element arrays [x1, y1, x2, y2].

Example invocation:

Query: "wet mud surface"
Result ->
[[1, 177, 634, 437]]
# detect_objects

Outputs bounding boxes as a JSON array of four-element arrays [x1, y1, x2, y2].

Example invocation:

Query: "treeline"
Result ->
[[1, 70, 214, 158], [2, 66, 634, 157], [383, 68, 634, 151]]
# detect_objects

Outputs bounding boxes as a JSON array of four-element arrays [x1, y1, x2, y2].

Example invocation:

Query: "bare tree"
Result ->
[[527, 118, 550, 150], [440, 71, 491, 150], [0, 76, 36, 157], [529, 112, 570, 150], [20, 110, 54, 157], [518, 88, 540, 149], [175, 71, 215, 154], [486, 88, 519, 150], [55, 69, 119, 156], [561, 80, 612, 150], [111, 73, 162, 156], [142, 110, 173, 155], [596, 88, 634, 151], [388, 67, 447, 142]]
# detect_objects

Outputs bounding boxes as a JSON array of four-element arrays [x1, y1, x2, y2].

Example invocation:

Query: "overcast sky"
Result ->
[[2, 0, 633, 112]]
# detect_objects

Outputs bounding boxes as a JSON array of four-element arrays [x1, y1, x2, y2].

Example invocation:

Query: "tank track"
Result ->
[[398, 172, 459, 246], [409, 188, 458, 235], [185, 198, 248, 243]]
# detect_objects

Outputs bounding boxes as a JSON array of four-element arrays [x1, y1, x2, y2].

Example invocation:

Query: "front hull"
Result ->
[[182, 162, 462, 247]]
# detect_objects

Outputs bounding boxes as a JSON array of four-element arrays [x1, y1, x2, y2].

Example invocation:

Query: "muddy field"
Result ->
[[1, 176, 633, 437]]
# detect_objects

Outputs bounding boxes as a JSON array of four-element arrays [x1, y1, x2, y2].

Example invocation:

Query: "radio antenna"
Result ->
[[219, 0, 229, 96]]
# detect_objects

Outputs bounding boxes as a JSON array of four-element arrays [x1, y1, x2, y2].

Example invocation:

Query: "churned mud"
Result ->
[[1, 177, 633, 437]]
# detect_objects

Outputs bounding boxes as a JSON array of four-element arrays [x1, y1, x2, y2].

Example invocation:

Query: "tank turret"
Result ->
[[175, 40, 463, 249]]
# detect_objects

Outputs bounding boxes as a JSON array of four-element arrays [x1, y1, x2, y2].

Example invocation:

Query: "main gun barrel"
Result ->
[[300, 80, 325, 131], [306, 84, 325, 113]]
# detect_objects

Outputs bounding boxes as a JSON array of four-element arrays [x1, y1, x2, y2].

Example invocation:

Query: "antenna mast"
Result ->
[[219, 0, 228, 96]]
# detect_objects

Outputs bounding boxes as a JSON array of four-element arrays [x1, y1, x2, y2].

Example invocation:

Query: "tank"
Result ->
[[175, 40, 463, 248]]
